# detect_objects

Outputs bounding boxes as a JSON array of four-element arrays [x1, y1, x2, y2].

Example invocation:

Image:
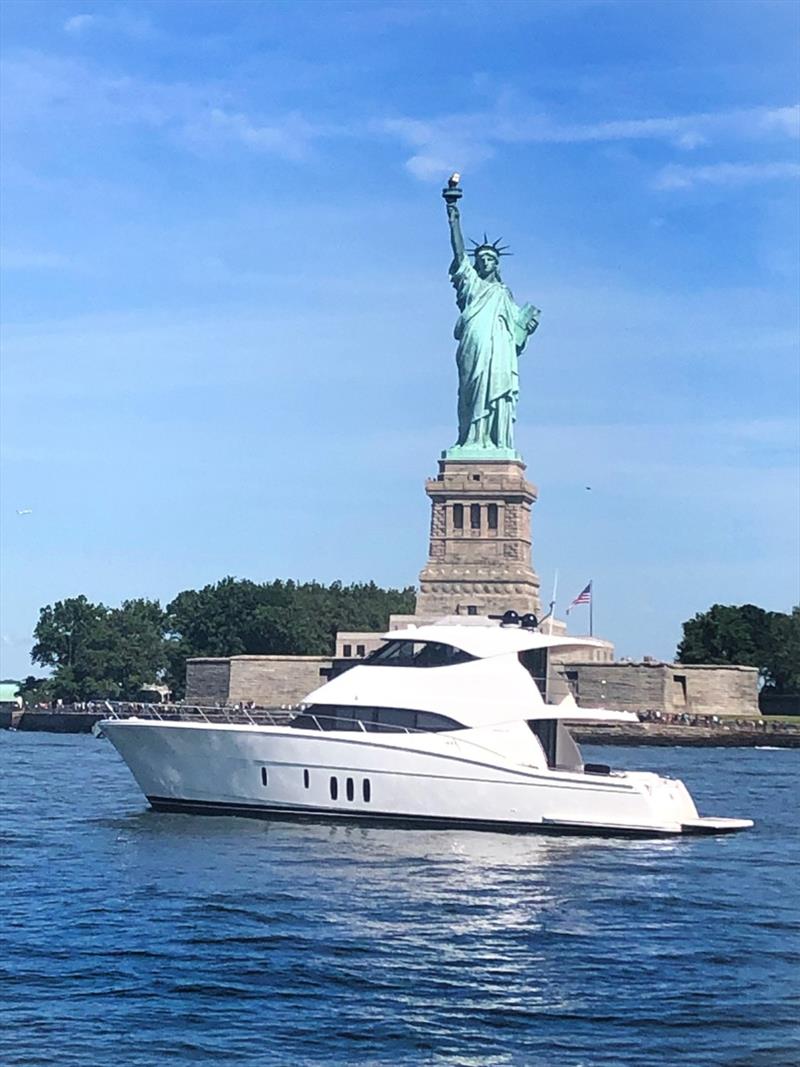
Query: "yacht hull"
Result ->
[[100, 718, 749, 837]]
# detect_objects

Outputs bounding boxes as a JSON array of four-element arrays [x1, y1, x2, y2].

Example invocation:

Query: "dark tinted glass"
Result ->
[[366, 640, 475, 668], [528, 719, 558, 768], [292, 704, 465, 733], [519, 648, 548, 697], [330, 776, 338, 800], [289, 712, 321, 730], [414, 710, 463, 732]]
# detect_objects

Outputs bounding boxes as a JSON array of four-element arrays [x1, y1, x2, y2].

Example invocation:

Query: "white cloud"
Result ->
[[63, 14, 95, 35], [1, 52, 327, 162], [381, 103, 800, 181], [3, 49, 799, 183], [654, 161, 800, 190], [63, 10, 153, 39], [181, 108, 325, 161]]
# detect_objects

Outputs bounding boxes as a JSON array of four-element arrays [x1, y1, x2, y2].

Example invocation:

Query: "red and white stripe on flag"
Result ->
[[566, 582, 592, 612]]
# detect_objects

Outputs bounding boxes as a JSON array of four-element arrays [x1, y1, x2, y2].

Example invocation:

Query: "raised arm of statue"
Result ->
[[447, 202, 465, 261], [442, 173, 465, 262]]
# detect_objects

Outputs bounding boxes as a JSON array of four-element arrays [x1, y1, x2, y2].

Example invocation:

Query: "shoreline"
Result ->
[[3, 708, 799, 747], [571, 723, 800, 748]]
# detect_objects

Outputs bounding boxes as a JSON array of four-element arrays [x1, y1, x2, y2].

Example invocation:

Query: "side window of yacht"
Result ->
[[367, 640, 476, 669], [412, 641, 469, 667], [528, 719, 558, 768], [320, 706, 360, 731], [518, 648, 548, 698], [289, 712, 321, 730], [413, 711, 464, 732], [375, 707, 417, 732], [292, 704, 465, 733], [367, 640, 417, 664]]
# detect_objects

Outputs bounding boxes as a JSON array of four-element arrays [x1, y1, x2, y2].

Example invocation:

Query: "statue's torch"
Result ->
[[442, 172, 462, 204]]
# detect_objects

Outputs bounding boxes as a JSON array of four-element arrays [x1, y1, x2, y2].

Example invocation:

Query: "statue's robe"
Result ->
[[450, 254, 536, 450]]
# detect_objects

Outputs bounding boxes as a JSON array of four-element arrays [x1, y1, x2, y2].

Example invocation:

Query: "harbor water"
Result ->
[[1, 733, 798, 1066]]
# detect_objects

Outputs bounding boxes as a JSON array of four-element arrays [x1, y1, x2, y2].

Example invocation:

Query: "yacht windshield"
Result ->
[[366, 640, 475, 668], [289, 704, 465, 733]]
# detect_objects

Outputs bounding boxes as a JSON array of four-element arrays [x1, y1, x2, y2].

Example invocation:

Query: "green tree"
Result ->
[[677, 603, 800, 692], [31, 580, 417, 701], [106, 599, 169, 698], [768, 606, 800, 693], [31, 595, 167, 701], [17, 675, 54, 706], [164, 577, 416, 696]]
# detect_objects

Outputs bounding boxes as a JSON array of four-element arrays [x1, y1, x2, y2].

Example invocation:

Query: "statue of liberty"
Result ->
[[442, 174, 540, 458]]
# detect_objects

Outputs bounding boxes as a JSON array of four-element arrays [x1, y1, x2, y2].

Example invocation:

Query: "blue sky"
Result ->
[[1, 0, 798, 678]]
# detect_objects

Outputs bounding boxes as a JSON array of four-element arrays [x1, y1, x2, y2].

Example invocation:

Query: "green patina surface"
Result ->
[[442, 175, 540, 459]]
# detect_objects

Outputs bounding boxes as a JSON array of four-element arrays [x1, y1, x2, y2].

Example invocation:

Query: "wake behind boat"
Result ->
[[98, 616, 753, 837]]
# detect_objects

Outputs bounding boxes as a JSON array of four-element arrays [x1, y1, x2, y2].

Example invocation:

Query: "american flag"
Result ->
[[566, 581, 592, 614]]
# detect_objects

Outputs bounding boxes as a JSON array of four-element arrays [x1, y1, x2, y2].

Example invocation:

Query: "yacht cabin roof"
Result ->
[[384, 624, 608, 660], [302, 623, 636, 729]]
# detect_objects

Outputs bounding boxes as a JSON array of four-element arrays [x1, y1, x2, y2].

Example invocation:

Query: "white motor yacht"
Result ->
[[99, 617, 753, 836]]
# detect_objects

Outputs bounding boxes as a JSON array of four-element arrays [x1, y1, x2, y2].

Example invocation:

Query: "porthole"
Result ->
[[330, 776, 338, 800], [261, 767, 268, 787], [303, 769, 310, 789], [362, 779, 371, 803], [346, 777, 354, 801]]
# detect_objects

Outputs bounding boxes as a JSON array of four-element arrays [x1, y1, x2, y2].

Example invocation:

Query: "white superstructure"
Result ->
[[99, 620, 752, 836]]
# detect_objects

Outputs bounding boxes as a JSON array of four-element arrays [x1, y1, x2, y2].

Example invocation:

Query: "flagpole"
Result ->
[[589, 579, 593, 637], [547, 570, 558, 634]]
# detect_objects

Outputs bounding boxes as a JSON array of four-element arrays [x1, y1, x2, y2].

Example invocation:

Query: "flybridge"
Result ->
[[381, 622, 609, 663]]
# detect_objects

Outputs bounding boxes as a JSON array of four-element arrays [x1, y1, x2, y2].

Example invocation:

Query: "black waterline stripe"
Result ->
[[146, 795, 677, 838]]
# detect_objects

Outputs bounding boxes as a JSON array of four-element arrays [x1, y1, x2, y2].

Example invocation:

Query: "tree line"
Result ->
[[21, 577, 416, 703], [677, 603, 799, 694], [20, 592, 798, 705]]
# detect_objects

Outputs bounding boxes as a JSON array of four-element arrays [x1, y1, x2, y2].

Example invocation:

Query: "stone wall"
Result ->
[[335, 632, 384, 659], [228, 656, 331, 705], [554, 661, 758, 717], [185, 655, 332, 707], [550, 639, 615, 665], [185, 658, 231, 705], [678, 664, 760, 717], [185, 652, 758, 717]]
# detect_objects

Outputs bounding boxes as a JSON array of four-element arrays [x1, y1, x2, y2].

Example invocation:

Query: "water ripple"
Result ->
[[1, 733, 798, 1065]]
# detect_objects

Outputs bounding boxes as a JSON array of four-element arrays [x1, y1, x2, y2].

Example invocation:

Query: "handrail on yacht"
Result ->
[[97, 702, 597, 771], [99, 701, 294, 728]]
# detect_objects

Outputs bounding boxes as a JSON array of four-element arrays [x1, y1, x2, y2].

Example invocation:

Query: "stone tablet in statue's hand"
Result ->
[[522, 303, 541, 331]]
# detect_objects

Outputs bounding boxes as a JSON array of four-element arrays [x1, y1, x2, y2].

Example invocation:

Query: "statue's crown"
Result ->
[[469, 233, 512, 258]]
